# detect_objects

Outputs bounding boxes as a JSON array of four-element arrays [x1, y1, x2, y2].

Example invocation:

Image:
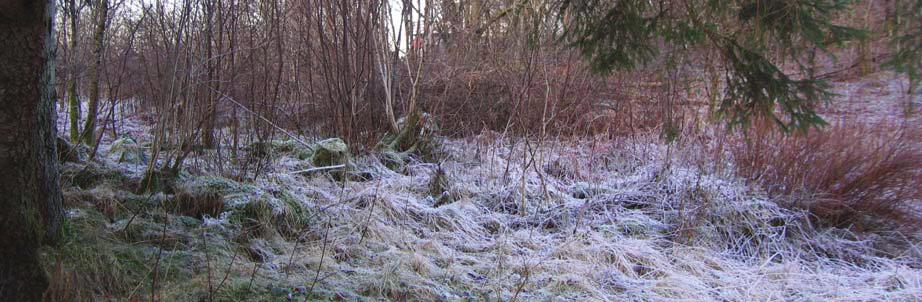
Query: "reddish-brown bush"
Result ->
[[728, 122, 922, 231], [419, 44, 689, 138]]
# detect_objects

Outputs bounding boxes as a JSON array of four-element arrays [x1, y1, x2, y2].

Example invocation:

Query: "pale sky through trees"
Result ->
[[388, 0, 425, 55], [116, 0, 420, 54]]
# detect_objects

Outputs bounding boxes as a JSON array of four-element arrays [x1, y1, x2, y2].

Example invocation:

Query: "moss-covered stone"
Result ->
[[311, 138, 350, 167], [109, 136, 148, 164]]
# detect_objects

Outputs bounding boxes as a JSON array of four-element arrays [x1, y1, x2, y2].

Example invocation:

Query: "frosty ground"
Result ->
[[48, 73, 922, 301]]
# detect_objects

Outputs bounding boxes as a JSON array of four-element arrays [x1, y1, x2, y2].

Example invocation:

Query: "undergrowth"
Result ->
[[41, 129, 922, 301], [727, 122, 922, 232]]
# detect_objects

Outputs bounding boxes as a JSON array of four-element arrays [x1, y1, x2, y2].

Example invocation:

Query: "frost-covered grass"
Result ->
[[47, 130, 922, 301], [47, 72, 922, 301], [251, 133, 918, 301]]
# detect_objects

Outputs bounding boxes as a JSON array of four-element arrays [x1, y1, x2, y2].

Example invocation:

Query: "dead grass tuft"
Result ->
[[44, 261, 92, 302], [165, 190, 225, 220], [63, 187, 119, 219]]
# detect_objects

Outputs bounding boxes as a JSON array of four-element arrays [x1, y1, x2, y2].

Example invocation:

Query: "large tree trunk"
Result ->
[[82, 0, 108, 145], [0, 0, 64, 300]]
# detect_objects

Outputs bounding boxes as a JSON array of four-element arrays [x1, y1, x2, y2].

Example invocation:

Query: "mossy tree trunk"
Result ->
[[388, 0, 431, 153], [387, 110, 421, 152], [82, 0, 108, 146], [0, 0, 64, 300], [66, 0, 81, 142]]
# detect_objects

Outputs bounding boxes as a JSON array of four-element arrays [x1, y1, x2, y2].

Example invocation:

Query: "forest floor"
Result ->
[[44, 71, 922, 301]]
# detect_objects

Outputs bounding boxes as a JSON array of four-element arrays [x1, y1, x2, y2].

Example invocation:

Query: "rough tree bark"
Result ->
[[0, 0, 64, 300], [82, 0, 108, 145]]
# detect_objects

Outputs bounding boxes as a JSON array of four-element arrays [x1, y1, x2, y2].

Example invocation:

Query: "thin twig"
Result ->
[[212, 243, 240, 299], [358, 181, 381, 245], [202, 230, 213, 302], [207, 86, 312, 148], [307, 214, 332, 297], [150, 213, 168, 302], [246, 262, 261, 290]]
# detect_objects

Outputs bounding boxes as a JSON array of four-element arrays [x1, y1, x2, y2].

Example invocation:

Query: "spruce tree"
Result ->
[[559, 0, 865, 131]]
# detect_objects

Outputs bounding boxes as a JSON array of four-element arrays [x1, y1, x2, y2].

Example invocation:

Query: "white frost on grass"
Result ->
[[57, 72, 921, 300], [228, 132, 921, 301]]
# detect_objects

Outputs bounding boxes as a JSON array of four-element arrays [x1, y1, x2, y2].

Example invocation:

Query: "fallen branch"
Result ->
[[207, 86, 312, 149], [289, 164, 347, 175]]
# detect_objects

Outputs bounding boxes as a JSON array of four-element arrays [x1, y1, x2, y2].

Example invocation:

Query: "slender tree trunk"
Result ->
[[82, 0, 108, 145], [0, 0, 64, 300], [67, 0, 81, 142], [467, 0, 484, 32], [403, 0, 415, 61], [201, 0, 217, 148]]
